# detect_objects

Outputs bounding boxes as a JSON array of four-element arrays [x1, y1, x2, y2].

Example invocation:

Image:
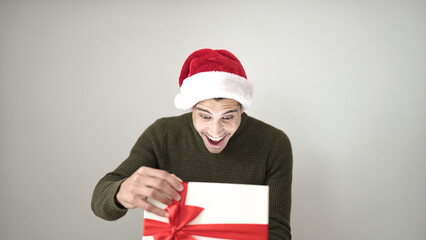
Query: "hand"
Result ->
[[116, 166, 183, 217]]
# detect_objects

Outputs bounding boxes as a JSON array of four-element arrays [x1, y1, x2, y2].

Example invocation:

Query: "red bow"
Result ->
[[143, 182, 268, 240]]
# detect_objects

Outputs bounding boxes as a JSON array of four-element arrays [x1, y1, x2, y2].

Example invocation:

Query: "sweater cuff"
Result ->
[[105, 179, 128, 220]]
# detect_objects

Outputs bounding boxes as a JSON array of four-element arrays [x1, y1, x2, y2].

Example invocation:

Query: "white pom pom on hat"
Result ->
[[174, 48, 254, 110]]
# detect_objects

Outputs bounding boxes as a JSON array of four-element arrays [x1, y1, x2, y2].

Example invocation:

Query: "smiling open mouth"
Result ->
[[207, 135, 225, 146]]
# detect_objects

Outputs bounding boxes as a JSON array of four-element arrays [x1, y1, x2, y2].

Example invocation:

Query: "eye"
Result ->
[[223, 116, 233, 120], [200, 114, 211, 119]]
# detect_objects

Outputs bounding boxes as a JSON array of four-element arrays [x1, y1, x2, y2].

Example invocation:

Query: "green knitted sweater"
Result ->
[[91, 112, 293, 239]]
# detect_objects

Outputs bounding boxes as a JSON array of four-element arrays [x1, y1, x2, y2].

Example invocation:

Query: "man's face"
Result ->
[[192, 98, 243, 154]]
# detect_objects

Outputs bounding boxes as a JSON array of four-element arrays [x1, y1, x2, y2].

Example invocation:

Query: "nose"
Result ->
[[210, 120, 223, 136]]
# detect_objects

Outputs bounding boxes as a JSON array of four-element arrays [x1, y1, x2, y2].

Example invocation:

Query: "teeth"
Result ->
[[208, 136, 223, 141]]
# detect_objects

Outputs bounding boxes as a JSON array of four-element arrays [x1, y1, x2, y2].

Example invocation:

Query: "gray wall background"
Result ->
[[1, 1, 425, 239]]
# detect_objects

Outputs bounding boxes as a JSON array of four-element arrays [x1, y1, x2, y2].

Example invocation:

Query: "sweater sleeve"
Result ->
[[91, 119, 166, 221], [266, 131, 293, 240]]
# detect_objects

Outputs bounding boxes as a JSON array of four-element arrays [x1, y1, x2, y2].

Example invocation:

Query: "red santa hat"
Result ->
[[174, 48, 254, 110]]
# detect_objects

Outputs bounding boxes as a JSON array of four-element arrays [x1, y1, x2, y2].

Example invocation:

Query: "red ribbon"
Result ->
[[143, 182, 268, 240]]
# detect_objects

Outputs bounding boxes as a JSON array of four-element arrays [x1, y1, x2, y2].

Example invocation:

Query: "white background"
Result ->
[[1, 1, 425, 239]]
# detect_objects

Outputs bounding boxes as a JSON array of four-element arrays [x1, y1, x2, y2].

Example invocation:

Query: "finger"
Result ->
[[125, 171, 180, 203], [122, 179, 174, 206], [139, 167, 184, 192], [171, 173, 184, 182], [143, 176, 182, 201], [140, 185, 173, 206], [134, 197, 168, 218]]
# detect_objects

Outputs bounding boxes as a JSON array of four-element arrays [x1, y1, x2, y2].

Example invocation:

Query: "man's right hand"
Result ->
[[115, 166, 184, 217]]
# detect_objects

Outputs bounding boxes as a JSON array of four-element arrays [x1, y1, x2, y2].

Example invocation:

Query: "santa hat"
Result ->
[[174, 49, 254, 110]]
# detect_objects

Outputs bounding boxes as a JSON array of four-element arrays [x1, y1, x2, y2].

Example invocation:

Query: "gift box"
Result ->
[[142, 182, 269, 240]]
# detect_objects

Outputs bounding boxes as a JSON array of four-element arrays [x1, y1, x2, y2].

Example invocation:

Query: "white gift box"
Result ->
[[142, 182, 269, 240]]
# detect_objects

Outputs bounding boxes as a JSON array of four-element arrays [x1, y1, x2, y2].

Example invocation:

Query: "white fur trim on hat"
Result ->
[[174, 71, 254, 110]]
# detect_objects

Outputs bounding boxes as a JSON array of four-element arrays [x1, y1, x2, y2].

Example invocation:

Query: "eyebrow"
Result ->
[[195, 107, 239, 116]]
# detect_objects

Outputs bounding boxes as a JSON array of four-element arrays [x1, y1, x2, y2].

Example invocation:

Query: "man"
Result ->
[[91, 49, 293, 239]]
